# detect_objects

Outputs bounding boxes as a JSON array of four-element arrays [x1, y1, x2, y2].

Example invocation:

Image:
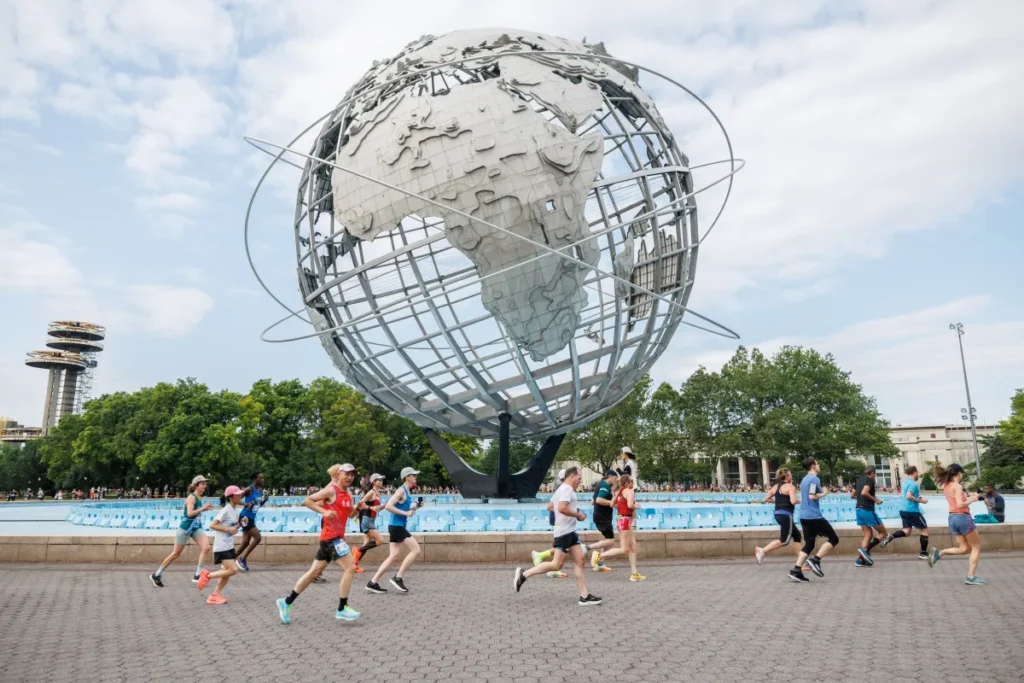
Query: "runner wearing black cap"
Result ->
[[589, 470, 618, 572], [352, 473, 386, 574], [366, 467, 422, 594]]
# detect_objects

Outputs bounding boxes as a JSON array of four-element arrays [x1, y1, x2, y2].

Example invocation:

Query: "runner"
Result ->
[[852, 466, 886, 567], [595, 474, 645, 581], [928, 463, 986, 585], [236, 472, 269, 572], [366, 467, 422, 595], [791, 458, 838, 583], [197, 485, 243, 604], [530, 469, 571, 579], [275, 463, 362, 624], [754, 467, 802, 565], [352, 473, 386, 574], [589, 470, 618, 572], [880, 465, 929, 559], [150, 475, 212, 587], [514, 467, 602, 606]]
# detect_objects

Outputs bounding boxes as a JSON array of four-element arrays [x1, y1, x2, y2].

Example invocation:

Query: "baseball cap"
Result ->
[[604, 470, 619, 478], [191, 475, 207, 485], [328, 463, 356, 476], [224, 485, 243, 497], [557, 469, 566, 481], [949, 463, 964, 475], [400, 467, 420, 479], [370, 473, 386, 483], [621, 446, 635, 455]]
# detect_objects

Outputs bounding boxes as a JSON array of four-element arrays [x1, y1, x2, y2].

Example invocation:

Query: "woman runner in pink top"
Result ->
[[928, 462, 986, 585]]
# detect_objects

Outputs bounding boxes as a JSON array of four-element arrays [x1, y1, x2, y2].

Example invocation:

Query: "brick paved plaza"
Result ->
[[1, 552, 1023, 683]]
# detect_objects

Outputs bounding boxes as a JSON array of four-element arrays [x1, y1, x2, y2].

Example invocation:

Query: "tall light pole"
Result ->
[[949, 323, 982, 479]]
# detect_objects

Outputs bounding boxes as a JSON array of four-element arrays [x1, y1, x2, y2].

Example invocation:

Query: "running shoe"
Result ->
[[531, 550, 542, 567], [629, 573, 646, 582], [149, 573, 164, 588], [788, 568, 809, 583], [917, 552, 929, 560], [514, 567, 525, 593], [578, 594, 602, 606], [365, 581, 387, 594], [595, 563, 611, 573], [857, 548, 874, 566], [928, 548, 940, 568], [191, 573, 201, 584], [312, 574, 326, 583], [238, 558, 249, 572], [206, 594, 227, 605], [390, 577, 409, 593], [335, 605, 361, 620], [197, 568, 211, 591], [546, 571, 568, 579], [854, 558, 870, 568], [755, 547, 766, 565], [805, 556, 824, 577], [880, 534, 893, 549], [276, 597, 292, 624], [354, 565, 365, 574], [965, 576, 988, 586], [590, 550, 601, 571]]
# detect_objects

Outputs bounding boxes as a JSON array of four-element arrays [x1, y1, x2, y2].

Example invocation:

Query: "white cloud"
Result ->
[[122, 285, 215, 338], [135, 192, 203, 212]]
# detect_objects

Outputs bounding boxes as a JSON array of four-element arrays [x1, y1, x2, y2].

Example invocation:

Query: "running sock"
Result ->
[[358, 540, 377, 554], [195, 563, 205, 576], [920, 536, 929, 553], [867, 537, 880, 552], [154, 567, 164, 578], [285, 590, 299, 605], [890, 530, 907, 539], [338, 598, 347, 611]]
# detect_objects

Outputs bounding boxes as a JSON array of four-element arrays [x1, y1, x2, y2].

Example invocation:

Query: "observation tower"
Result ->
[[25, 321, 105, 433]]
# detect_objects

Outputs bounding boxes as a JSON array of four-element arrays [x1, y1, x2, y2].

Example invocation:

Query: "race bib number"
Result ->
[[332, 539, 351, 558]]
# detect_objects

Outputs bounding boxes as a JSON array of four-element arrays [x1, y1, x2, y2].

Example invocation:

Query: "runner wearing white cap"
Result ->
[[366, 467, 422, 594], [352, 473, 386, 573], [529, 468, 585, 578], [150, 474, 212, 588]]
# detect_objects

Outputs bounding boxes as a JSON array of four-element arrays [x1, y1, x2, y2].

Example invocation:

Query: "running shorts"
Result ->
[[899, 511, 927, 530], [799, 517, 839, 554], [855, 509, 883, 527], [552, 532, 581, 553], [774, 512, 802, 545], [615, 516, 634, 532], [239, 516, 258, 533], [213, 548, 236, 565], [948, 513, 975, 536], [388, 524, 412, 543], [315, 539, 346, 562], [594, 518, 614, 539], [360, 516, 377, 534], [174, 526, 205, 546]]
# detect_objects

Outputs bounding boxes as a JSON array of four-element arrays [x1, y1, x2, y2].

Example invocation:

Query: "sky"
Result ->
[[1, 0, 1022, 430]]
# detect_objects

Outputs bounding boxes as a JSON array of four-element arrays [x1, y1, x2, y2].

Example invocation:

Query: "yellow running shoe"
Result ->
[[546, 571, 568, 578], [629, 573, 646, 582], [591, 550, 601, 571]]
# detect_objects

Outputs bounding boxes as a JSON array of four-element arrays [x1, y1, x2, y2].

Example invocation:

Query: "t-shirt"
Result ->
[[900, 479, 921, 513], [593, 481, 613, 524], [212, 504, 240, 552], [987, 492, 1005, 522], [799, 474, 824, 520], [551, 483, 578, 537], [855, 476, 876, 511]]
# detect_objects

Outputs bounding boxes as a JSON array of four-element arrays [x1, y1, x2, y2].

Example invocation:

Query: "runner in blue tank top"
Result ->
[[366, 468, 422, 595], [236, 472, 268, 572]]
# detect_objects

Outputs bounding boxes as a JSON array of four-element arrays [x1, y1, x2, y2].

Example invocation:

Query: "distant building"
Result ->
[[0, 419, 43, 444]]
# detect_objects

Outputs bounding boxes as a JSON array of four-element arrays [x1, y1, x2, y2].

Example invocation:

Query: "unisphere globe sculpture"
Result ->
[[246, 28, 740, 498]]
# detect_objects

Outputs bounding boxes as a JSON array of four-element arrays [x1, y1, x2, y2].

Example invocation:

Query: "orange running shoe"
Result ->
[[206, 593, 227, 605], [197, 568, 211, 591], [354, 565, 365, 574]]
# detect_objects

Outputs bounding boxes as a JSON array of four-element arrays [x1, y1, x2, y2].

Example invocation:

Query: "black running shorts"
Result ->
[[552, 532, 581, 553], [388, 524, 412, 543]]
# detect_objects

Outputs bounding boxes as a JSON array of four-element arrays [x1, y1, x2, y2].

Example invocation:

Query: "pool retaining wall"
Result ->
[[2, 523, 1023, 563]]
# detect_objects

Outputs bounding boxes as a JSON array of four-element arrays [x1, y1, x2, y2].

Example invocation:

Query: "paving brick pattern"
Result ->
[[2, 552, 1023, 683]]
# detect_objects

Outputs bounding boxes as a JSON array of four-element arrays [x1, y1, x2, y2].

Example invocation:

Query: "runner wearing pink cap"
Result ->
[[197, 485, 243, 604]]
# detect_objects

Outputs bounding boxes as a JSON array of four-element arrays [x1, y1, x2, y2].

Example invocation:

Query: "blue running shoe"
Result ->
[[854, 558, 870, 567], [335, 605, 361, 621], [238, 558, 249, 572], [928, 548, 940, 568], [965, 576, 988, 586], [276, 597, 291, 624], [857, 548, 874, 565]]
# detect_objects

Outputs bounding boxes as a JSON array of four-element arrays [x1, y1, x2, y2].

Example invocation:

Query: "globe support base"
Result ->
[[424, 420, 565, 500]]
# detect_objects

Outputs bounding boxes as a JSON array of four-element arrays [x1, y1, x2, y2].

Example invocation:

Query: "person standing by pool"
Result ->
[[880, 465, 929, 559], [236, 472, 268, 572], [150, 475, 212, 588], [514, 467, 602, 606], [928, 463, 986, 585], [198, 485, 243, 604], [276, 463, 362, 624], [791, 458, 838, 583], [617, 447, 639, 489], [595, 474, 644, 581], [352, 473, 386, 574], [366, 467, 422, 595], [852, 466, 886, 567], [755, 468, 802, 565], [589, 471, 618, 572]]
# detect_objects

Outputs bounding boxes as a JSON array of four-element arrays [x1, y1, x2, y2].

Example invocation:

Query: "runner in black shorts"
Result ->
[[366, 468, 421, 594], [881, 465, 930, 559], [754, 468, 802, 565], [791, 458, 838, 583], [588, 470, 618, 572]]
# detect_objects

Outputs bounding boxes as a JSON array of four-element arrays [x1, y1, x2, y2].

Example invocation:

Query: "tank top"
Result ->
[[240, 486, 261, 520], [774, 482, 794, 513], [944, 482, 969, 515], [615, 490, 633, 516], [391, 486, 413, 528], [179, 493, 203, 531], [318, 484, 352, 541], [358, 490, 379, 520]]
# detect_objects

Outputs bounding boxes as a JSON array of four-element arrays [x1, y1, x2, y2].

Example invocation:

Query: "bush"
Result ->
[[920, 473, 937, 491]]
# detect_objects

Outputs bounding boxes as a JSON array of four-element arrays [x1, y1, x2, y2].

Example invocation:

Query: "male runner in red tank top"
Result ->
[[276, 463, 363, 623]]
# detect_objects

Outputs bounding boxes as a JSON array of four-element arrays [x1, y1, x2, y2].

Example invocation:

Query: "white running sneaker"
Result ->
[[531, 550, 542, 567], [755, 547, 766, 565]]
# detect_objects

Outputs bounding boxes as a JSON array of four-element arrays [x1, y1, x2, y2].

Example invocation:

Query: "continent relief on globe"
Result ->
[[331, 79, 605, 362]]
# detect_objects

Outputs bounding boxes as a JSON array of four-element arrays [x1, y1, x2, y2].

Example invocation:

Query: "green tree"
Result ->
[[677, 367, 741, 484], [0, 441, 49, 492], [996, 390, 1024, 451], [560, 374, 652, 476]]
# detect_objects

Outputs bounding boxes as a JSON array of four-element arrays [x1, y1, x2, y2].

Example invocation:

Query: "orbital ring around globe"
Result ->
[[244, 32, 744, 439]]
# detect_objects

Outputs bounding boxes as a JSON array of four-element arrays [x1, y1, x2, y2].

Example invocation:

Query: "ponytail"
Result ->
[[186, 483, 196, 495], [933, 462, 953, 486], [774, 468, 791, 485], [219, 493, 228, 506]]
